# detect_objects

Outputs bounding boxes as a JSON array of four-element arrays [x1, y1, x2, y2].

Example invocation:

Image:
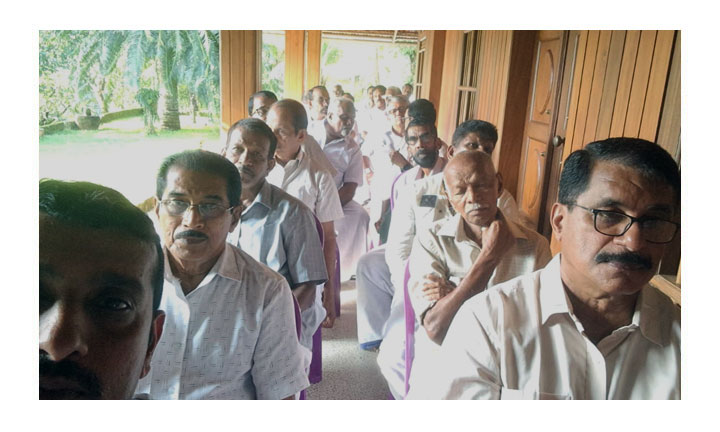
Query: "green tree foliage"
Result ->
[[261, 43, 284, 97], [39, 30, 220, 130]]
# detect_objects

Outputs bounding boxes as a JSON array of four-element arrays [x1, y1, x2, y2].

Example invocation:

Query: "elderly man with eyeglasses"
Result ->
[[409, 137, 681, 400], [135, 150, 309, 399]]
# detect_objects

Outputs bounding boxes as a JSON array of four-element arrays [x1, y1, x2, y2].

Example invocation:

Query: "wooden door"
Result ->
[[517, 30, 567, 231]]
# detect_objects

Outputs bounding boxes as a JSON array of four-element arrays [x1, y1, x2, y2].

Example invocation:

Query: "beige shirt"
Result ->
[[267, 146, 344, 224], [408, 212, 552, 319], [407, 254, 681, 400], [385, 171, 524, 291], [406, 212, 551, 393]]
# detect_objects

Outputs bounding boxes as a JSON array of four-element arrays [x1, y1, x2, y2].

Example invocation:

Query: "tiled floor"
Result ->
[[305, 280, 390, 400]]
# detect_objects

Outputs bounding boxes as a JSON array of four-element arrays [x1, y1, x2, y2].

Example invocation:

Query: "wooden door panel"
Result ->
[[530, 37, 561, 126], [518, 30, 563, 231], [520, 137, 548, 225]]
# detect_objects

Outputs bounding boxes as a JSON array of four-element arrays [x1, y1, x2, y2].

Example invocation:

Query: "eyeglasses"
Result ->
[[406, 133, 436, 145], [574, 204, 679, 244], [252, 107, 270, 118], [160, 199, 234, 219]]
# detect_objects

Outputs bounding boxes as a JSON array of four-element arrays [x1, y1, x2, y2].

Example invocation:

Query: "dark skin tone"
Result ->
[[221, 127, 317, 311], [414, 152, 511, 345]]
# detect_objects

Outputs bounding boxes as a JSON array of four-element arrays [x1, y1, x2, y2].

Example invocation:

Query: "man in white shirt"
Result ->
[[40, 179, 165, 399], [357, 117, 446, 354], [402, 83, 415, 102], [371, 119, 528, 398], [136, 150, 309, 399], [266, 99, 345, 328], [309, 98, 370, 281], [364, 95, 412, 238], [409, 137, 681, 399], [406, 151, 551, 394], [222, 118, 327, 351]]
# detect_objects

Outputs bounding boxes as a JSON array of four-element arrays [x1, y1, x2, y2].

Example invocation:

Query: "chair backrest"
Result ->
[[313, 214, 324, 247], [292, 295, 302, 341], [403, 260, 415, 396]]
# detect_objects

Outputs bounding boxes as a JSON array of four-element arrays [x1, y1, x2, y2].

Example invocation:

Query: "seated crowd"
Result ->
[[39, 83, 681, 400]]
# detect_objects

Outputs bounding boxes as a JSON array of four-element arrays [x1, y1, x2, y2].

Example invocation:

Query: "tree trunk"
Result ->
[[162, 87, 181, 131]]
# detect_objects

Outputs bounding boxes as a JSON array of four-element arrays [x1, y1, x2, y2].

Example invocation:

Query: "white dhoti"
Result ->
[[335, 200, 370, 281], [355, 245, 394, 349], [376, 271, 411, 399]]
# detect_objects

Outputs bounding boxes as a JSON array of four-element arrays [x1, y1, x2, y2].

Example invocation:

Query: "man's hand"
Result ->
[[479, 217, 515, 264], [415, 273, 455, 302], [389, 150, 410, 168], [322, 286, 336, 328]]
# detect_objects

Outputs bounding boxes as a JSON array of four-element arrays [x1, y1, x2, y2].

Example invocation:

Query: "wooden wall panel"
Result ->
[[581, 30, 612, 144], [437, 30, 463, 144], [220, 30, 260, 133], [595, 31, 626, 139], [569, 30, 600, 154], [306, 31, 322, 89], [623, 30, 657, 137], [656, 31, 681, 160], [609, 30, 641, 137], [639, 30, 674, 140], [562, 31, 589, 162], [421, 30, 446, 112], [284, 30, 305, 100]]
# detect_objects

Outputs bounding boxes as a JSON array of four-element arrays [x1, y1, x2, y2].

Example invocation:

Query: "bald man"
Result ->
[[406, 151, 551, 394], [266, 99, 344, 329]]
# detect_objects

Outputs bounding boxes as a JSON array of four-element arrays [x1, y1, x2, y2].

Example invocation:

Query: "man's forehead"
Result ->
[[408, 124, 432, 135], [231, 128, 269, 148], [582, 161, 676, 210], [165, 166, 228, 199], [253, 95, 273, 106]]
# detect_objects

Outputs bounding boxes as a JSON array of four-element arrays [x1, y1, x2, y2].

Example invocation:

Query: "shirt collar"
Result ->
[[539, 254, 673, 346], [437, 210, 527, 244]]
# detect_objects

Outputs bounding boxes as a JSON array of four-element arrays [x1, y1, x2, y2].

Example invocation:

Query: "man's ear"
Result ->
[[550, 202, 567, 242], [141, 311, 165, 378], [296, 128, 306, 142], [496, 172, 504, 195], [266, 157, 276, 173], [229, 204, 243, 232], [154, 197, 161, 219], [447, 145, 455, 159]]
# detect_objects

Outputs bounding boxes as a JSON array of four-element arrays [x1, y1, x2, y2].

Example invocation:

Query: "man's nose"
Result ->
[[182, 205, 204, 228], [40, 303, 89, 361], [614, 220, 646, 251]]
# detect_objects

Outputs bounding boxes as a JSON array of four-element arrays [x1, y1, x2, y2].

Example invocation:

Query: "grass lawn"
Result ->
[[40, 116, 222, 205]]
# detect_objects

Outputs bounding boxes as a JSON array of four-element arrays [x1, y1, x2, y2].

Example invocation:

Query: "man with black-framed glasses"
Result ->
[[409, 137, 681, 400], [135, 150, 309, 399]]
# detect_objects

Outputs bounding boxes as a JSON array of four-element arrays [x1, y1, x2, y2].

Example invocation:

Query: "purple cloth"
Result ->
[[309, 327, 322, 384], [403, 261, 414, 396]]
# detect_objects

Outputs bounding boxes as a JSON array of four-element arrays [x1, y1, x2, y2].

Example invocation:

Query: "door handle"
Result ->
[[551, 135, 565, 147]]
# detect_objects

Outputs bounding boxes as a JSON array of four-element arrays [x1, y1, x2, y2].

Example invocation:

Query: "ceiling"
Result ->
[[321, 30, 419, 44]]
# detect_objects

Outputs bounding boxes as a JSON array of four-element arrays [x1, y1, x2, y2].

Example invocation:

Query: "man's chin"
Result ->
[[40, 387, 98, 400]]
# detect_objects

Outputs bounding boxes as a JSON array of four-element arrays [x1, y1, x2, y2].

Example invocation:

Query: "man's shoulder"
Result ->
[[223, 243, 287, 288], [267, 183, 315, 216], [413, 172, 444, 195]]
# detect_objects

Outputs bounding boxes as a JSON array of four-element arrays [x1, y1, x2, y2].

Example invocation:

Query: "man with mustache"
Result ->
[[363, 94, 412, 242], [405, 151, 551, 393], [371, 118, 531, 398], [409, 138, 681, 399], [309, 98, 369, 281], [248, 90, 277, 123], [223, 118, 326, 353], [40, 179, 165, 399], [135, 150, 309, 399]]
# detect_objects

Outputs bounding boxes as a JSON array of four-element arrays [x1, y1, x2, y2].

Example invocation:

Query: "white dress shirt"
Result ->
[[267, 146, 344, 224], [407, 254, 681, 400], [135, 243, 309, 399]]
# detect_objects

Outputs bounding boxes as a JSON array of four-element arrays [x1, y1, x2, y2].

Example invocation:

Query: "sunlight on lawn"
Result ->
[[39, 116, 222, 205]]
